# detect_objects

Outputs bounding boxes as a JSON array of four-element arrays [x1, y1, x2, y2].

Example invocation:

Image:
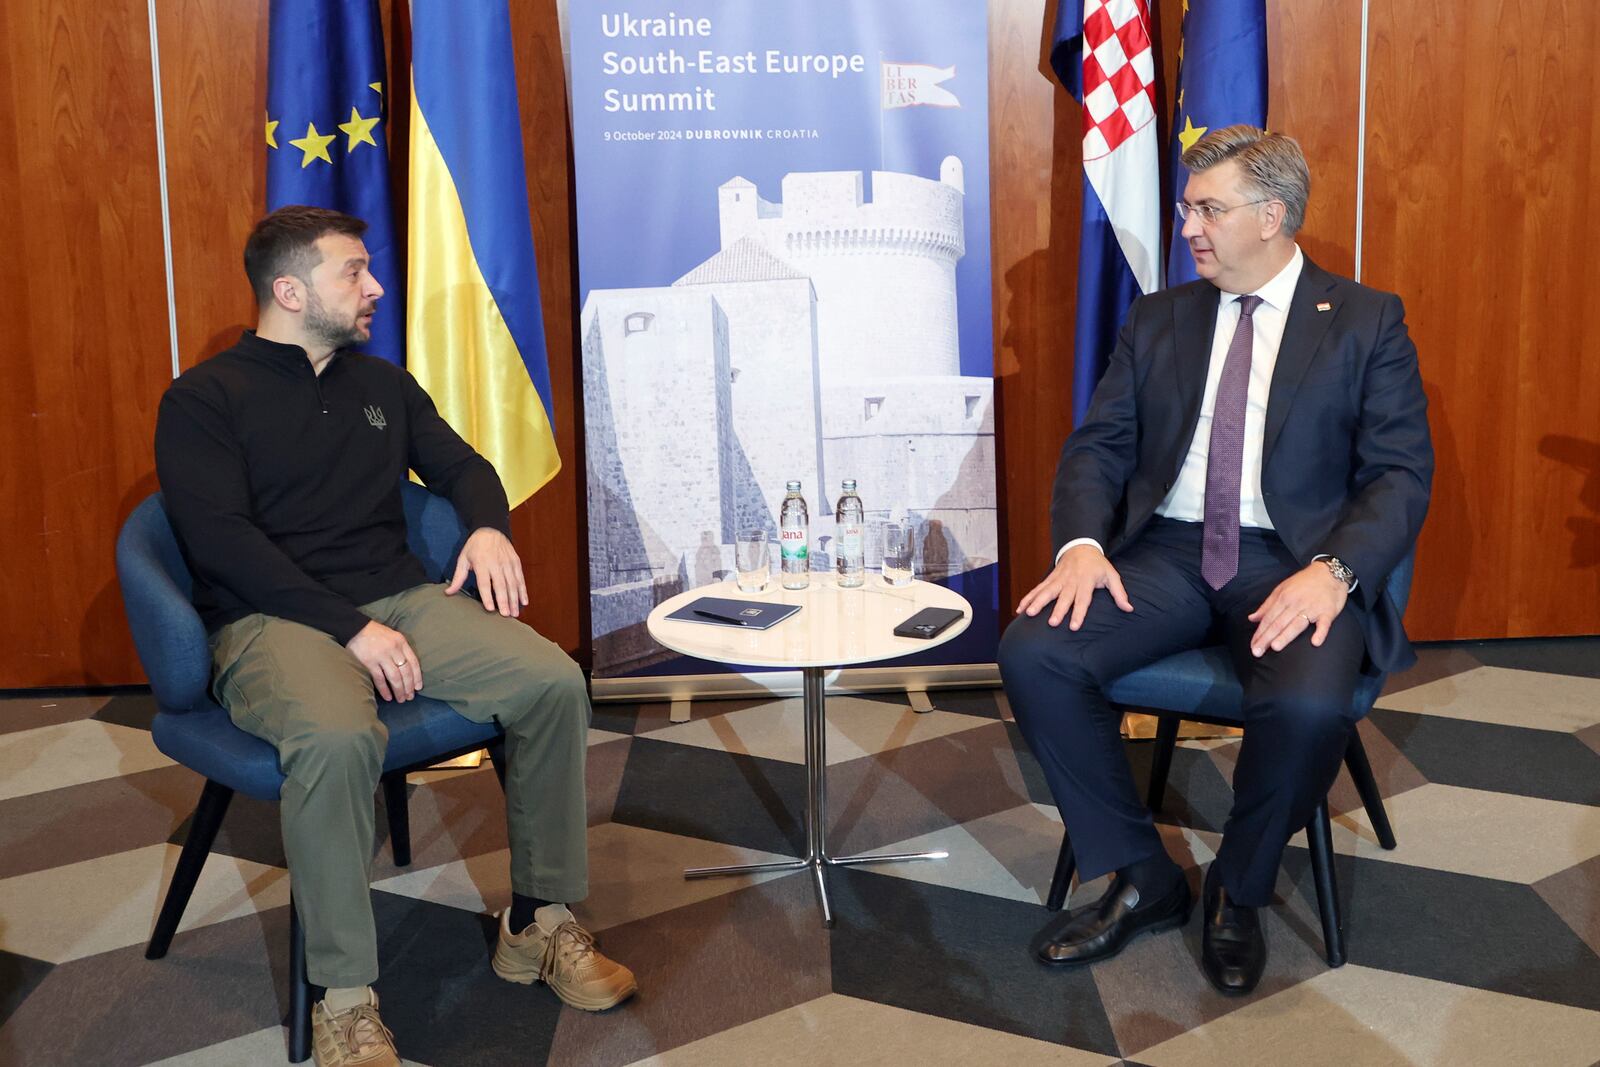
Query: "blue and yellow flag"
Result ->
[[266, 0, 404, 364], [407, 0, 560, 506], [1166, 0, 1268, 286]]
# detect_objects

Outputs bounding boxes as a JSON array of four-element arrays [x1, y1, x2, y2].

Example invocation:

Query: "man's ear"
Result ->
[[272, 274, 304, 313], [1258, 200, 1287, 241]]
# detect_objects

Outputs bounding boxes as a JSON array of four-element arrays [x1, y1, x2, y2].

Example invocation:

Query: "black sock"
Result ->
[[1122, 851, 1183, 900], [510, 893, 555, 932]]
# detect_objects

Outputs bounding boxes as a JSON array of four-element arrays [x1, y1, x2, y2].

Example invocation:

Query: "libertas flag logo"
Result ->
[[364, 404, 386, 429], [881, 61, 960, 109]]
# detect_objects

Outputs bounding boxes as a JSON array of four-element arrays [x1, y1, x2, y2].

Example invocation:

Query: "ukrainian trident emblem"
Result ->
[[364, 405, 386, 429]]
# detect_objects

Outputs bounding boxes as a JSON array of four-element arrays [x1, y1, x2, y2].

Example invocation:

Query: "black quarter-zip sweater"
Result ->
[[155, 331, 512, 645]]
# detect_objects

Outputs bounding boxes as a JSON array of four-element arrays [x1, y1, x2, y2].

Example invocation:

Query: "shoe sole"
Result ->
[[1036, 896, 1194, 968], [492, 948, 638, 1012]]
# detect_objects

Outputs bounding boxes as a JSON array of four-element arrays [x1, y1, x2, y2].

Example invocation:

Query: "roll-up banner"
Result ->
[[571, 0, 996, 682]]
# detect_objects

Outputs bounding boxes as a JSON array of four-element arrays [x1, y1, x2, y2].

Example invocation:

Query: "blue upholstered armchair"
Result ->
[[115, 482, 507, 1063]]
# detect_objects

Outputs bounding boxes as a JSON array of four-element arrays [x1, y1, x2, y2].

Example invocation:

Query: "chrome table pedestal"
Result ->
[[684, 666, 948, 926]]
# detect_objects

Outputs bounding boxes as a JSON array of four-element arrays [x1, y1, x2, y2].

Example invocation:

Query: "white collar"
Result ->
[[1220, 244, 1304, 313]]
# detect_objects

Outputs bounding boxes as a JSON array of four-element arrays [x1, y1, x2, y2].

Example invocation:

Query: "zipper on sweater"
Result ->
[[314, 370, 328, 414]]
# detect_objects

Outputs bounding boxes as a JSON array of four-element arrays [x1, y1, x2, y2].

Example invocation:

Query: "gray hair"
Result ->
[[1181, 125, 1311, 236]]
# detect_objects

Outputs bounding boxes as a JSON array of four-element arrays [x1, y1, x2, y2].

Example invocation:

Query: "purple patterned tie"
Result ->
[[1201, 294, 1263, 590]]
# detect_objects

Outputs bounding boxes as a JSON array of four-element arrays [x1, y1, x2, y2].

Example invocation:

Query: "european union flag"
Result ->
[[266, 0, 404, 364], [1167, 0, 1268, 285]]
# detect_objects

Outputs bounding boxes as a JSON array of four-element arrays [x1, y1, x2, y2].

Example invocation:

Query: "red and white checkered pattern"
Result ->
[[1080, 0, 1156, 160]]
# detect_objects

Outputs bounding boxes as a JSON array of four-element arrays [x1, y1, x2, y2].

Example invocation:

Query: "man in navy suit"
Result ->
[[998, 126, 1431, 994]]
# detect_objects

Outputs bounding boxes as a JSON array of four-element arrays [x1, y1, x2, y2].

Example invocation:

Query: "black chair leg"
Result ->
[[1343, 731, 1397, 850], [1145, 714, 1180, 813], [487, 737, 508, 792], [1045, 831, 1078, 911], [381, 772, 411, 868], [1305, 800, 1345, 967], [287, 892, 313, 1063], [147, 779, 234, 960]]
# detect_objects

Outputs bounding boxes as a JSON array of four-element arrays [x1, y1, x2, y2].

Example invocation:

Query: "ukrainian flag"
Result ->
[[407, 0, 560, 506]]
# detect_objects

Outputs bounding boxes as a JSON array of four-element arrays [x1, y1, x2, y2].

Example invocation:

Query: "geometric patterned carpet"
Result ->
[[2, 638, 1598, 1066]]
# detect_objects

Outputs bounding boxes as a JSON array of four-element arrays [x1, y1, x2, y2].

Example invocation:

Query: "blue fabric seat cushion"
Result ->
[[1104, 646, 1384, 725], [151, 698, 502, 802]]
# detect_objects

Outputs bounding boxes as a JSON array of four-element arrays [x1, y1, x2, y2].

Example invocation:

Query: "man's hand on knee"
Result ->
[[1247, 562, 1350, 656], [347, 620, 423, 702], [447, 528, 529, 618], [1016, 544, 1134, 630]]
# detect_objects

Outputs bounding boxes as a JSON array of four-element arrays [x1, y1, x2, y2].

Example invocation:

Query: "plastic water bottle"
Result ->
[[779, 481, 810, 590], [835, 479, 865, 587]]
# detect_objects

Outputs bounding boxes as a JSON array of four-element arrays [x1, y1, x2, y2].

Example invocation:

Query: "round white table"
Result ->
[[646, 573, 973, 925]]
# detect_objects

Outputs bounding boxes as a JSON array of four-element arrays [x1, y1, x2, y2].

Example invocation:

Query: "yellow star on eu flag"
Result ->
[[265, 115, 280, 149], [1178, 114, 1208, 153], [288, 122, 336, 168], [339, 106, 380, 152]]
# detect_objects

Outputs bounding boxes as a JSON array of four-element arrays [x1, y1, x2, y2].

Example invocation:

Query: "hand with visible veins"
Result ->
[[1247, 562, 1350, 656], [445, 528, 529, 617], [1016, 544, 1134, 630]]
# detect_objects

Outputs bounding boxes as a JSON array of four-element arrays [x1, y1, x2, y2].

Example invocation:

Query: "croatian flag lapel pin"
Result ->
[[1316, 301, 1332, 312]]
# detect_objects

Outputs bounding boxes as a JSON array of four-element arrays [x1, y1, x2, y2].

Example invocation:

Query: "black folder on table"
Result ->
[[665, 596, 801, 630]]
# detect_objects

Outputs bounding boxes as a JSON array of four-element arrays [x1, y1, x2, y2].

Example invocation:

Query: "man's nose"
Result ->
[[1180, 211, 1204, 240], [364, 271, 384, 300]]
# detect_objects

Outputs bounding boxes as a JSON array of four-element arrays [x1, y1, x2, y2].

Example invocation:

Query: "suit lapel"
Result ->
[[1262, 258, 1341, 462], [1173, 282, 1220, 450]]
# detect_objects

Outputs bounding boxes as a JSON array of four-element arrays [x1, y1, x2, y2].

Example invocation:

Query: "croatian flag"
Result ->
[[1051, 0, 1162, 423]]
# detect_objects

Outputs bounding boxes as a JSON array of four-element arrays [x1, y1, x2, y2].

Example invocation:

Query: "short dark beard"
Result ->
[[303, 288, 368, 351]]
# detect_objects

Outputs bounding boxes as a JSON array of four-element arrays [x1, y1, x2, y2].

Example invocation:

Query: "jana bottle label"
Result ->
[[780, 527, 808, 561], [837, 524, 863, 555]]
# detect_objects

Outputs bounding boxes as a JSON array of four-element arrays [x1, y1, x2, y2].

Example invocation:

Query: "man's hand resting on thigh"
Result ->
[[1247, 562, 1350, 657], [446, 528, 529, 618], [1016, 544, 1135, 630], [347, 621, 423, 702]]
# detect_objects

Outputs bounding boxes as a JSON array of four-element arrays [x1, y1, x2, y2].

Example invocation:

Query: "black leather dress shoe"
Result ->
[[1036, 872, 1192, 966], [1200, 866, 1267, 995]]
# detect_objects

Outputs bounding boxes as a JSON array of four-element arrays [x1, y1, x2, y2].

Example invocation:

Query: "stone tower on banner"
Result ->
[[581, 159, 995, 672]]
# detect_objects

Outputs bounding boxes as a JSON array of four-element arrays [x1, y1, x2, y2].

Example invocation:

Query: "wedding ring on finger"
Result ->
[[394, 658, 407, 667]]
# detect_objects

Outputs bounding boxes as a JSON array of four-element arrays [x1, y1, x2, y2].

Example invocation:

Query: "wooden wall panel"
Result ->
[[0, 0, 172, 687], [157, 0, 269, 370], [1365, 0, 1600, 639], [991, 0, 1081, 610], [508, 0, 585, 657]]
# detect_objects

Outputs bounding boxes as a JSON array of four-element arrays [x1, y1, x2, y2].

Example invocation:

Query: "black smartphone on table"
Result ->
[[893, 606, 965, 639]]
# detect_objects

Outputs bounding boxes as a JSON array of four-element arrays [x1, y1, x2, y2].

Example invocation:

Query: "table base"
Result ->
[[683, 666, 948, 926]]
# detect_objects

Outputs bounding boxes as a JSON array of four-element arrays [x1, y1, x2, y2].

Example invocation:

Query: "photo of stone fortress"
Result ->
[[582, 158, 996, 674]]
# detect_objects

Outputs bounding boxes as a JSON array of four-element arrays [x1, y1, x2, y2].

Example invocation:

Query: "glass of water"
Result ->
[[735, 529, 770, 592], [881, 522, 913, 587]]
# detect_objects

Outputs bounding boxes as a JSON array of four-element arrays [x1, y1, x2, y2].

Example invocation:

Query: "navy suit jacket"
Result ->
[[1050, 257, 1433, 674]]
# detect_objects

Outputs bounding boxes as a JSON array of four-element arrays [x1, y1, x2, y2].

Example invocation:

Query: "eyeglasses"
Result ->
[[1175, 199, 1271, 225]]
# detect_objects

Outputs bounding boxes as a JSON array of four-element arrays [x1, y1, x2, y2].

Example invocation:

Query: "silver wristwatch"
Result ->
[[1318, 555, 1357, 591]]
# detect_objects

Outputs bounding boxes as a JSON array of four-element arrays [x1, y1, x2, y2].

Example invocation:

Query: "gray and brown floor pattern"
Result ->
[[2, 638, 1599, 1065]]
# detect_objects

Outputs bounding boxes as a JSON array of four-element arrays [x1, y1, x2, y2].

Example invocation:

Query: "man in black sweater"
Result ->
[[156, 207, 634, 1067]]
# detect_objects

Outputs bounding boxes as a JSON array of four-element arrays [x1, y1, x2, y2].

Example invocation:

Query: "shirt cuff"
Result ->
[[1055, 537, 1104, 565]]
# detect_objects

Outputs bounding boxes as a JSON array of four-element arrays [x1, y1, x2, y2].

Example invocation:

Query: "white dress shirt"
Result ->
[[1058, 246, 1304, 563]]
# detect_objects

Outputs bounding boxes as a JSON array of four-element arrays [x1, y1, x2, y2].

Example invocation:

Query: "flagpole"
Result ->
[[878, 52, 885, 171]]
